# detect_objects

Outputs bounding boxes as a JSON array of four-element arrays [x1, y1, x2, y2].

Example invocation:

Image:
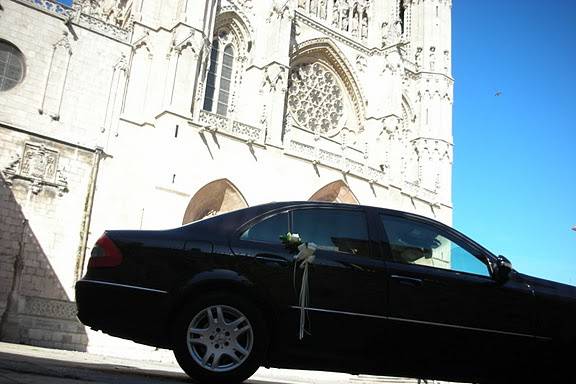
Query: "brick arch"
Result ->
[[308, 180, 359, 204], [182, 179, 248, 224]]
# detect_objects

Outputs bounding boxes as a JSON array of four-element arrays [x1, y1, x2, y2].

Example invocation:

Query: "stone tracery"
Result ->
[[288, 62, 344, 135]]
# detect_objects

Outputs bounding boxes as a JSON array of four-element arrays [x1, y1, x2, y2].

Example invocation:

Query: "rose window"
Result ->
[[288, 63, 345, 135]]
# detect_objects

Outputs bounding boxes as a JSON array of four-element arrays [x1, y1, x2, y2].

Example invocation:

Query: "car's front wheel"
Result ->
[[172, 293, 267, 384]]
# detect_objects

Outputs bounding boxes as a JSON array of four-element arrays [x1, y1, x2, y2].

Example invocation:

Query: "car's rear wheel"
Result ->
[[172, 293, 267, 384]]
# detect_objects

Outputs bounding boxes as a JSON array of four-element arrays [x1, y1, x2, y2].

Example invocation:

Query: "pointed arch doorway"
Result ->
[[182, 179, 248, 224], [308, 180, 359, 204]]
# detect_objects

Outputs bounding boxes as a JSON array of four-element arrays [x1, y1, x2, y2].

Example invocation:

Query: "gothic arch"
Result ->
[[289, 38, 366, 137], [182, 179, 248, 224], [401, 95, 415, 137], [215, 8, 253, 58], [203, 9, 253, 116], [309, 180, 360, 204]]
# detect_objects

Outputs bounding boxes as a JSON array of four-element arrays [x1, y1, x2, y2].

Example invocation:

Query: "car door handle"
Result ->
[[255, 253, 290, 265], [390, 275, 423, 287]]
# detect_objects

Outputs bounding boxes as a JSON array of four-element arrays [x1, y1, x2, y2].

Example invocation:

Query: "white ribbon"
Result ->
[[294, 242, 317, 340]]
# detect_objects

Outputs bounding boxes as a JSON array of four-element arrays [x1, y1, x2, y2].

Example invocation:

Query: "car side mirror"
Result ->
[[493, 255, 513, 283]]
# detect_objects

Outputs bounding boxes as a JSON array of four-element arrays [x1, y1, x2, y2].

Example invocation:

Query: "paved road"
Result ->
[[0, 342, 366, 384]]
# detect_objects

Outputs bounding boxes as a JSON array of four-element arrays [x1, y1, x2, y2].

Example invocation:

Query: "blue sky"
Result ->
[[452, 0, 576, 285]]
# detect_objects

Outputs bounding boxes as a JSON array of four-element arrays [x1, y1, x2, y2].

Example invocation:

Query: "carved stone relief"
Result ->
[[2, 144, 69, 196], [355, 55, 366, 72], [76, 0, 133, 30], [381, 19, 403, 47], [261, 63, 287, 93]]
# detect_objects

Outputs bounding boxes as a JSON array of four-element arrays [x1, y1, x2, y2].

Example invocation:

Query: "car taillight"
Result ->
[[88, 234, 123, 268]]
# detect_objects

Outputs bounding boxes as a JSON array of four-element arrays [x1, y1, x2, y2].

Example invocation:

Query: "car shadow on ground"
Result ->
[[0, 350, 291, 384]]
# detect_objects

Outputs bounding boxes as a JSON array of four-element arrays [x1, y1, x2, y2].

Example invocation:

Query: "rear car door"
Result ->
[[378, 212, 538, 378]]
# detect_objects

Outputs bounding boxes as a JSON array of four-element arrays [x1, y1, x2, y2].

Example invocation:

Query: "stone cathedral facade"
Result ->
[[0, 0, 453, 358]]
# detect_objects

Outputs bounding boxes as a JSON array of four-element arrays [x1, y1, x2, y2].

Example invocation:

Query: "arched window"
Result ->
[[203, 41, 235, 117]]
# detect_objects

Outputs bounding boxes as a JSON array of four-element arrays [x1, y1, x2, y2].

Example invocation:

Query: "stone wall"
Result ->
[[0, 126, 94, 351]]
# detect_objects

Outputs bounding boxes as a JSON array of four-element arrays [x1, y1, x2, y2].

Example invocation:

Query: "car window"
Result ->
[[240, 212, 288, 243], [292, 209, 369, 257], [380, 214, 489, 277]]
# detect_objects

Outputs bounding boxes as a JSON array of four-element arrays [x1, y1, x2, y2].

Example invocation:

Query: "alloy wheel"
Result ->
[[186, 304, 254, 372]]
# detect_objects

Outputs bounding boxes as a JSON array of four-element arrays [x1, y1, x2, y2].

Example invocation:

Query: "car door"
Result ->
[[377, 212, 538, 376], [286, 206, 389, 366], [231, 205, 390, 368]]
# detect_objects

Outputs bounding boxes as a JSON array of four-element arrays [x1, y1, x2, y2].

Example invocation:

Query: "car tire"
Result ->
[[171, 292, 268, 384]]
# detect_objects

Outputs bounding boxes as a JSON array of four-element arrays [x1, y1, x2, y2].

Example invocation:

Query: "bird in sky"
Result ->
[[572, 225, 576, 232], [495, 90, 502, 96]]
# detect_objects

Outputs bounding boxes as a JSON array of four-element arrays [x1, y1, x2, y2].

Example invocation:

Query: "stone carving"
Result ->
[[319, 149, 342, 165], [383, 50, 402, 75], [429, 46, 436, 71], [361, 10, 368, 40], [331, 0, 339, 27], [319, 0, 327, 19], [261, 64, 287, 93], [234, 0, 253, 11], [267, 0, 292, 22], [2, 144, 69, 196], [199, 109, 228, 132], [23, 296, 78, 320], [302, 0, 371, 40], [232, 121, 264, 142], [355, 55, 367, 72], [76, 0, 133, 29], [199, 110, 264, 144], [351, 7, 359, 36], [289, 140, 315, 159], [78, 13, 131, 41], [22, 0, 131, 42], [21, 144, 58, 182], [381, 20, 402, 47], [341, 8, 349, 31], [288, 63, 344, 135]]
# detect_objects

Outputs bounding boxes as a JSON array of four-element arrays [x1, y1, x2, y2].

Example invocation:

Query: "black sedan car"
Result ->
[[75, 202, 575, 383]]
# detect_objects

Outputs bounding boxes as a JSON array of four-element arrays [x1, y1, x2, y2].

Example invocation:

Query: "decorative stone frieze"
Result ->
[[198, 110, 265, 144], [75, 0, 133, 31], [299, 0, 370, 41], [22, 296, 78, 320], [77, 12, 131, 42]]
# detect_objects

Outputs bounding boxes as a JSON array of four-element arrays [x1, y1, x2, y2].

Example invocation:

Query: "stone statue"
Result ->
[[381, 22, 388, 47], [393, 19, 402, 40], [342, 8, 349, 31], [332, 0, 339, 27], [351, 8, 359, 36], [361, 10, 368, 39], [319, 0, 327, 19], [309, 0, 318, 15]]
